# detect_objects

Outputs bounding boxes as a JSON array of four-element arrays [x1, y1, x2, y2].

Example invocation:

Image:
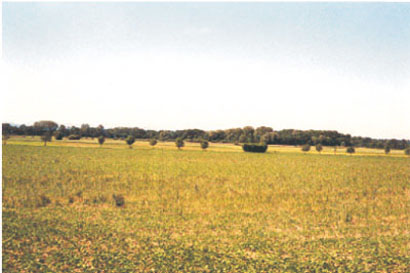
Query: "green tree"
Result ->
[[175, 138, 184, 150], [98, 135, 105, 147], [2, 133, 10, 145], [149, 138, 157, 147], [346, 146, 355, 154], [405, 147, 410, 156], [34, 120, 58, 134], [384, 145, 391, 155], [41, 132, 52, 146], [200, 140, 209, 150], [301, 144, 310, 152], [316, 143, 323, 153], [126, 135, 135, 149]]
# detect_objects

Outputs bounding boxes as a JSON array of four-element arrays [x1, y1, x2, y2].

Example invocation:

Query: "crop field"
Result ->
[[2, 138, 410, 272]]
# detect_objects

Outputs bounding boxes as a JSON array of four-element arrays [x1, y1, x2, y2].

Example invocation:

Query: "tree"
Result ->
[[34, 120, 58, 135], [175, 138, 184, 149], [316, 143, 323, 153], [346, 146, 355, 154], [149, 138, 157, 147], [405, 147, 410, 156], [125, 135, 135, 149], [384, 145, 391, 155], [200, 140, 209, 150], [2, 133, 10, 145], [301, 144, 310, 152], [239, 134, 247, 143], [41, 132, 52, 146], [98, 135, 105, 147]]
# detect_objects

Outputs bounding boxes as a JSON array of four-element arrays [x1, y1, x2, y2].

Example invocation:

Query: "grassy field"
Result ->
[[2, 137, 410, 272]]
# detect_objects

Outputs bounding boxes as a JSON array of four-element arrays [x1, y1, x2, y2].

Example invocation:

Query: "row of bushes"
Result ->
[[242, 143, 268, 153]]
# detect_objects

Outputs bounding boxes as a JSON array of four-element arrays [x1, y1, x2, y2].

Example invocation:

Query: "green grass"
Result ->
[[2, 139, 410, 272]]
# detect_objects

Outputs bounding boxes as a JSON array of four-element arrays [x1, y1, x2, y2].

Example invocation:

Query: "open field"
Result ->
[[2, 138, 410, 272]]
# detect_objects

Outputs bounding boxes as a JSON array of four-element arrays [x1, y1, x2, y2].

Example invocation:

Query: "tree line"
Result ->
[[2, 121, 409, 150]]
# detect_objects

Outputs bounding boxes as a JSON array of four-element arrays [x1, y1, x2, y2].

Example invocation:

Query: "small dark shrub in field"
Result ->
[[126, 135, 135, 148], [149, 139, 157, 146], [54, 131, 64, 140], [68, 134, 81, 140], [316, 143, 323, 153], [98, 135, 105, 146], [346, 146, 355, 154], [76, 191, 83, 198], [176, 138, 184, 149], [113, 194, 125, 207], [301, 144, 311, 152], [405, 147, 410, 156], [242, 143, 268, 153], [68, 196, 75, 204], [38, 194, 52, 207], [345, 212, 353, 223], [200, 140, 209, 150], [384, 145, 391, 154]]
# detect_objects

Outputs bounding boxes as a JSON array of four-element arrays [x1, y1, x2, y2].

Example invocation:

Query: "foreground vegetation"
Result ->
[[2, 139, 410, 272]]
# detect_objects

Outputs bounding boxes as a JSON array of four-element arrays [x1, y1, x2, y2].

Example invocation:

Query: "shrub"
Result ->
[[242, 143, 268, 153], [405, 147, 410, 156], [346, 146, 355, 154], [113, 194, 125, 207], [38, 194, 52, 207], [126, 135, 135, 149], [176, 138, 184, 149], [200, 140, 209, 150], [98, 135, 105, 146], [149, 139, 157, 147], [384, 145, 390, 155], [301, 144, 310, 152], [54, 131, 64, 140], [68, 134, 81, 140], [316, 143, 323, 153]]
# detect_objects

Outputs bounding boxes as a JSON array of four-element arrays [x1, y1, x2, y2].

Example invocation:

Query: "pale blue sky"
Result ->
[[2, 2, 410, 139]]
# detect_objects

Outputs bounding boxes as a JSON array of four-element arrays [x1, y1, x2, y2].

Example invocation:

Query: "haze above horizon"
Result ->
[[2, 2, 410, 139]]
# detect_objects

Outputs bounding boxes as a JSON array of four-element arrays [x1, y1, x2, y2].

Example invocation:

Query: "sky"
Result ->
[[2, 2, 410, 139]]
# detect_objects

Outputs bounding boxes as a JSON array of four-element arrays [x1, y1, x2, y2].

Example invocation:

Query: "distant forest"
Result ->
[[2, 121, 409, 150]]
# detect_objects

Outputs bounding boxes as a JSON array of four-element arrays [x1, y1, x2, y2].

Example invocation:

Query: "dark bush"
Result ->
[[242, 143, 268, 153], [149, 138, 157, 146], [68, 134, 81, 140], [98, 135, 105, 146], [346, 146, 355, 154], [126, 135, 135, 148], [404, 147, 410, 156], [54, 131, 64, 140], [38, 194, 52, 207], [301, 144, 311, 152], [200, 140, 209, 150], [113, 194, 125, 207], [176, 138, 184, 149]]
